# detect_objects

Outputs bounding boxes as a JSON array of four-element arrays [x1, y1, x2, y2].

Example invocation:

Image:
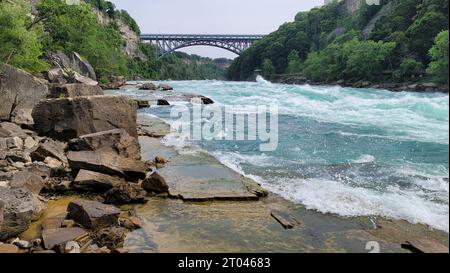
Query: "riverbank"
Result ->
[[270, 74, 449, 93]]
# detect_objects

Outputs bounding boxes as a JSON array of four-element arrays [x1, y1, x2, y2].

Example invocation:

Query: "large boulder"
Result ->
[[69, 129, 141, 160], [73, 170, 125, 192], [0, 64, 49, 122], [32, 96, 138, 140], [67, 151, 147, 181], [48, 83, 104, 98], [0, 187, 34, 240], [67, 199, 120, 229], [46, 51, 97, 81]]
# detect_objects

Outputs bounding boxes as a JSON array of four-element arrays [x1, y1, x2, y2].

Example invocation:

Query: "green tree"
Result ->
[[342, 39, 396, 81], [37, 0, 129, 82], [0, 0, 48, 72], [394, 57, 424, 81], [427, 30, 449, 83], [287, 50, 303, 74], [261, 59, 276, 79]]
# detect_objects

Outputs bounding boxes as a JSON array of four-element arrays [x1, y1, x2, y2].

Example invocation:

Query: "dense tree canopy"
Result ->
[[0, 0, 230, 81], [228, 0, 449, 85], [0, 0, 48, 72]]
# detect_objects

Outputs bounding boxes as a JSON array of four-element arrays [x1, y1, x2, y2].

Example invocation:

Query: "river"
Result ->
[[109, 78, 449, 232]]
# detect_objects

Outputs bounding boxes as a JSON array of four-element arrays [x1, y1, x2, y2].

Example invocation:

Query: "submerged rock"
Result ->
[[32, 96, 138, 141], [139, 82, 158, 90], [67, 199, 121, 229], [158, 84, 173, 91]]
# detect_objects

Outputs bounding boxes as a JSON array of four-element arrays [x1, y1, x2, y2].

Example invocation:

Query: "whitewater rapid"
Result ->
[[111, 79, 450, 232]]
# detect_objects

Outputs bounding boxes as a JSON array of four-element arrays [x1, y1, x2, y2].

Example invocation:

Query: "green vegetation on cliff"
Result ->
[[228, 0, 449, 85], [0, 0, 230, 82]]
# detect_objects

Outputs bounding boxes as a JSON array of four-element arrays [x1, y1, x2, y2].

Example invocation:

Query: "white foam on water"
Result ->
[[212, 151, 449, 232], [352, 154, 376, 164]]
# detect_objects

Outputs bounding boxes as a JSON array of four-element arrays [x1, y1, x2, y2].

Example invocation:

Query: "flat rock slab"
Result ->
[[139, 137, 258, 201], [42, 227, 87, 249], [402, 239, 449, 253], [137, 114, 172, 138]]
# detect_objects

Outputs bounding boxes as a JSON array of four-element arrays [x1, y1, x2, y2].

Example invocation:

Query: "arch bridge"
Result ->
[[140, 34, 265, 57]]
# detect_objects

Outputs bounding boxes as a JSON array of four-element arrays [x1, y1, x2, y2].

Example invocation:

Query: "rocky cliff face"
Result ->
[[93, 7, 144, 59]]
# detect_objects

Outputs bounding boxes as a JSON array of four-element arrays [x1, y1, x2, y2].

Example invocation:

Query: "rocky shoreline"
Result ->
[[270, 74, 449, 93], [1, 58, 448, 253]]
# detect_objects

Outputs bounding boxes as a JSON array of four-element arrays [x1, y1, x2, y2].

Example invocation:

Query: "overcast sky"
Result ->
[[109, 0, 324, 59]]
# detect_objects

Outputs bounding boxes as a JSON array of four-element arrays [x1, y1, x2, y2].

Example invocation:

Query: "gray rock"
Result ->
[[41, 227, 88, 250], [94, 226, 126, 249], [46, 68, 68, 84], [69, 129, 141, 160], [46, 51, 97, 81], [67, 199, 121, 229], [67, 151, 147, 181], [10, 171, 44, 195], [104, 183, 147, 205], [30, 139, 68, 164], [48, 83, 104, 98], [0, 122, 29, 138], [0, 64, 49, 121], [32, 96, 138, 141], [139, 82, 158, 90], [73, 169, 125, 192], [24, 137, 37, 150], [141, 172, 169, 193], [0, 187, 34, 240]]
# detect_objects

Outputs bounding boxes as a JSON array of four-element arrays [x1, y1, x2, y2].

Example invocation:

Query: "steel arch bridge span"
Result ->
[[140, 34, 265, 57]]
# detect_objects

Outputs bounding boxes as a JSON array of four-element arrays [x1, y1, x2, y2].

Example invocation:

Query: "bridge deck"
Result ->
[[140, 34, 265, 41]]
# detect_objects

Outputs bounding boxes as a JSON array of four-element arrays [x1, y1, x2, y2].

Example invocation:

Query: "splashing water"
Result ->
[[113, 80, 450, 232]]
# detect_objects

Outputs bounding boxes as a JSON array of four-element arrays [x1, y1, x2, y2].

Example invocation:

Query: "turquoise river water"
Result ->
[[115, 78, 449, 232]]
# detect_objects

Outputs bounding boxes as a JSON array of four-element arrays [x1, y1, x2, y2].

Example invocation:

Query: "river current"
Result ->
[[111, 78, 449, 232]]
